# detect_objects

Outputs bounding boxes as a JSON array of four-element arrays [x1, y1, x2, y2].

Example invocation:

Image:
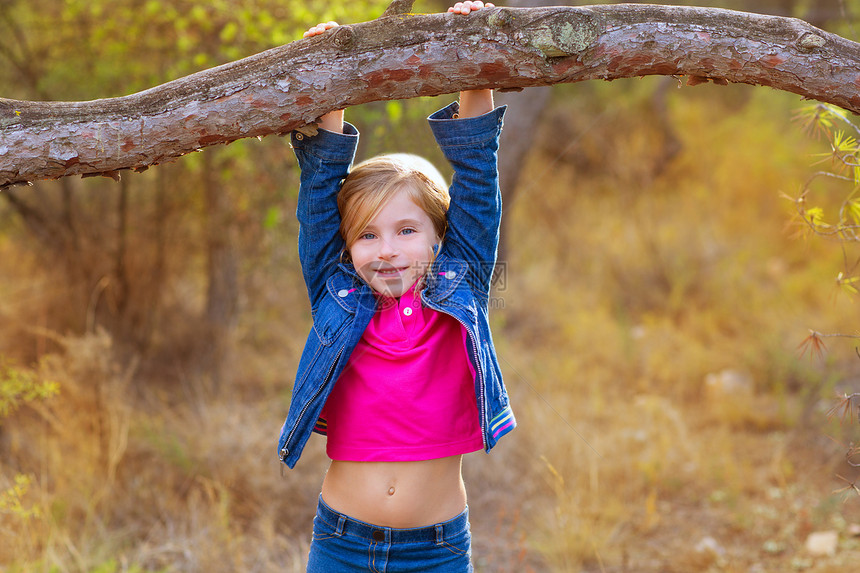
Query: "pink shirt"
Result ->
[[320, 282, 483, 461]]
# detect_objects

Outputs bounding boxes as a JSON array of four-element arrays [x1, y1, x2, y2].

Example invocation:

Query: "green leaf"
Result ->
[[832, 130, 857, 154], [386, 100, 403, 123], [220, 21, 239, 44], [0, 359, 59, 420], [837, 272, 859, 295], [263, 207, 280, 230], [806, 206, 827, 228]]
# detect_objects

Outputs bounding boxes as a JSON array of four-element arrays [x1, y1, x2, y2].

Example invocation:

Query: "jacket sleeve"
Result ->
[[428, 102, 507, 296], [291, 123, 359, 309]]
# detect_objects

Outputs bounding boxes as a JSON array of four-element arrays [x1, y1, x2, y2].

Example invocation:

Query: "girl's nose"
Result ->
[[378, 238, 397, 259]]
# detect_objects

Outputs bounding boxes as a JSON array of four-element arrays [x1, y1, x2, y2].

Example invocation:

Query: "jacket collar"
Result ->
[[424, 253, 468, 300], [325, 254, 469, 312], [326, 264, 371, 312]]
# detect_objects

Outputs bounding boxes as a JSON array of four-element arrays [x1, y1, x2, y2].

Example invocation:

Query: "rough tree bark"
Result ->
[[2, 1, 859, 189]]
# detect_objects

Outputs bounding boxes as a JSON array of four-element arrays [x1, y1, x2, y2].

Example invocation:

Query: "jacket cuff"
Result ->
[[428, 102, 507, 146], [290, 122, 359, 161]]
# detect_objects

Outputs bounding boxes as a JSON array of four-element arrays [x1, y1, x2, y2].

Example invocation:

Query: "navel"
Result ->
[[387, 486, 396, 496]]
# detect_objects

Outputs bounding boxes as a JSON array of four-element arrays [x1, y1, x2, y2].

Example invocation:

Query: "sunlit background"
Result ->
[[2, 1, 860, 571]]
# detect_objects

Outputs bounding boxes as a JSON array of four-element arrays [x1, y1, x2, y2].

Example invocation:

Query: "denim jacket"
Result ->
[[277, 102, 516, 468]]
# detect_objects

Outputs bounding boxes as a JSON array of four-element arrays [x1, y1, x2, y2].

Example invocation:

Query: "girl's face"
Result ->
[[349, 188, 440, 298]]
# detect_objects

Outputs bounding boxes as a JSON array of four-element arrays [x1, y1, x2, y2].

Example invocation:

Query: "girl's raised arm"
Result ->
[[450, 2, 496, 118], [303, 21, 344, 133], [458, 89, 494, 119], [318, 109, 344, 134]]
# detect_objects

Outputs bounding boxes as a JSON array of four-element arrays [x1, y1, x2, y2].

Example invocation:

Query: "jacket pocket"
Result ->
[[312, 302, 353, 346]]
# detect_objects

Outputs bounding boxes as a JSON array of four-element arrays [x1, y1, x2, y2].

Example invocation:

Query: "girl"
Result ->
[[278, 2, 514, 571]]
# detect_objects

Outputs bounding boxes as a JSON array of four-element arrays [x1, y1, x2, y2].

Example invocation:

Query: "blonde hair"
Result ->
[[338, 153, 450, 251]]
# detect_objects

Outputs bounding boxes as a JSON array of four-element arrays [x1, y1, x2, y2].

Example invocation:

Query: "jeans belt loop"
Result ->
[[435, 523, 444, 545], [335, 515, 346, 537]]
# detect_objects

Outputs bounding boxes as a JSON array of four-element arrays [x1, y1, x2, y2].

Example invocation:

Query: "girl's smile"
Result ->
[[374, 266, 408, 278]]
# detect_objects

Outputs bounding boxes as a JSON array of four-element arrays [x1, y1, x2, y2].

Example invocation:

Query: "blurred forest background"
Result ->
[[2, 0, 860, 571]]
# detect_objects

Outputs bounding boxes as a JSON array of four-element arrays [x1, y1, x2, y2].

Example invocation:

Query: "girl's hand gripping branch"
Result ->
[[302, 21, 344, 133], [449, 2, 496, 118], [303, 20, 339, 38], [448, 1, 495, 15]]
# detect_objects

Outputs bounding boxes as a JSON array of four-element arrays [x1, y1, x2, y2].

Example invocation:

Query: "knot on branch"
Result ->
[[331, 25, 356, 50], [525, 12, 600, 58], [798, 32, 826, 52], [488, 8, 515, 30]]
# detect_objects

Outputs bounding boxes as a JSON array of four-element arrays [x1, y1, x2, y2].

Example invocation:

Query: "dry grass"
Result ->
[[2, 80, 860, 572]]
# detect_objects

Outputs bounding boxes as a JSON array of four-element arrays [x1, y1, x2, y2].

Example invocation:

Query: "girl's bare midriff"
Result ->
[[321, 455, 466, 528]]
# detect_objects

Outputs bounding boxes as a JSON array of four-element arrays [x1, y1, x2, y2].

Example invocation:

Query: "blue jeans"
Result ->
[[306, 496, 474, 572]]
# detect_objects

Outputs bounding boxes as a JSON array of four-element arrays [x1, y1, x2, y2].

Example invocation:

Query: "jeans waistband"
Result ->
[[316, 496, 469, 544]]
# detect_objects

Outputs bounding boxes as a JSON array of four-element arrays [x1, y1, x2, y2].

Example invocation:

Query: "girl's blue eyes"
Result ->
[[359, 228, 416, 240]]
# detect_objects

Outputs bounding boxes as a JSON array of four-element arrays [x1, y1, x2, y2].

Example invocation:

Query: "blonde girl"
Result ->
[[277, 3, 514, 571]]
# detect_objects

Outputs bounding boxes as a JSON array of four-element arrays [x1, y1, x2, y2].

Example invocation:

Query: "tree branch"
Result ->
[[1, 4, 858, 188]]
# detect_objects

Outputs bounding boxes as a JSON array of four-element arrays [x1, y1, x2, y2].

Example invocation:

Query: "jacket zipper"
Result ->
[[423, 298, 488, 449], [280, 346, 344, 463]]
